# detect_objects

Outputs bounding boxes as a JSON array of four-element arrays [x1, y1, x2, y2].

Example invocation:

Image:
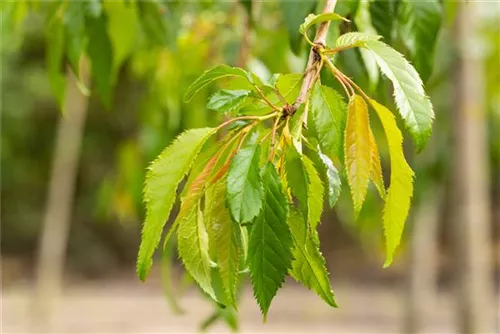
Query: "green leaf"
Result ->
[[369, 0, 396, 43], [285, 147, 308, 219], [276, 73, 303, 103], [248, 164, 292, 319], [63, 2, 87, 79], [335, 32, 381, 49], [344, 95, 371, 217], [280, 1, 317, 54], [303, 155, 324, 230], [317, 148, 342, 208], [362, 40, 434, 151], [207, 89, 251, 115], [205, 183, 241, 305], [299, 12, 348, 44], [104, 0, 138, 77], [288, 209, 337, 307], [46, 16, 65, 107], [176, 154, 222, 302], [177, 201, 218, 301], [86, 13, 114, 107], [397, 0, 442, 82], [137, 1, 167, 45], [226, 132, 263, 224], [285, 146, 324, 231], [369, 100, 414, 267], [137, 128, 215, 281], [309, 83, 347, 160], [184, 65, 250, 102]]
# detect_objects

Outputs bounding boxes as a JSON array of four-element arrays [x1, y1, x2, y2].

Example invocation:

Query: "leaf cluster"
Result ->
[[137, 9, 434, 321]]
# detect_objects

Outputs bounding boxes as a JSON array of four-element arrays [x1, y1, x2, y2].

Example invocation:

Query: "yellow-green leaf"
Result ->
[[369, 128, 386, 199], [303, 155, 324, 231], [344, 95, 371, 217], [370, 100, 414, 267]]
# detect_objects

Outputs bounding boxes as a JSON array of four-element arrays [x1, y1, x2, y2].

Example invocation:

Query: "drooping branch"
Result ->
[[289, 0, 337, 114]]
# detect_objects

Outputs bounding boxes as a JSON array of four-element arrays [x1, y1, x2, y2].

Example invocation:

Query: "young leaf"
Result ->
[[344, 95, 371, 217], [362, 40, 434, 151], [309, 83, 346, 160], [397, 0, 442, 82], [317, 148, 342, 208], [299, 12, 348, 44], [369, 128, 386, 199], [205, 183, 240, 305], [288, 209, 337, 307], [335, 32, 381, 49], [303, 156, 324, 231], [137, 127, 215, 281], [86, 13, 114, 107], [184, 65, 250, 102], [248, 164, 292, 319], [370, 100, 414, 267], [226, 132, 263, 224], [207, 89, 251, 115]]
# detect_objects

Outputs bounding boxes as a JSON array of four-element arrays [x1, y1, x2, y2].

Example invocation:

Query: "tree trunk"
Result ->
[[32, 62, 90, 327], [453, 2, 494, 333], [405, 190, 442, 333]]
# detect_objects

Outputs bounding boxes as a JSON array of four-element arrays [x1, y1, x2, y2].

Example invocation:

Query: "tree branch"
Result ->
[[290, 0, 337, 114]]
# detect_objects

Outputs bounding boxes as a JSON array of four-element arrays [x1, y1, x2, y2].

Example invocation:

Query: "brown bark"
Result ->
[[405, 190, 442, 333], [453, 2, 494, 333], [32, 61, 90, 327]]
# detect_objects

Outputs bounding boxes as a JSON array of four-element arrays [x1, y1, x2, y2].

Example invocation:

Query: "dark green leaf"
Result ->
[[397, 0, 442, 82], [63, 2, 87, 78], [226, 132, 263, 224], [289, 209, 337, 307], [369, 0, 396, 43], [184, 65, 250, 102], [86, 13, 114, 107], [207, 89, 251, 115], [280, 1, 317, 54], [248, 164, 292, 319], [137, 1, 167, 45], [46, 16, 65, 107]]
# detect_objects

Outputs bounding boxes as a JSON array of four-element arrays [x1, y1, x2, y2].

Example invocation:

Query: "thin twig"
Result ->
[[289, 0, 338, 115]]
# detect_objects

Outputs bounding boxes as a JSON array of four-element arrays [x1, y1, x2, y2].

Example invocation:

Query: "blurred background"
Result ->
[[1, 1, 499, 333]]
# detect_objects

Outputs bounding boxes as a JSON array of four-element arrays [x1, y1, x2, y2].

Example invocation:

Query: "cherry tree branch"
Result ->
[[289, 0, 337, 114]]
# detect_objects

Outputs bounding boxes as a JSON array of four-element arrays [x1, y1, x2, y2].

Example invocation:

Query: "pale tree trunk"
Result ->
[[453, 2, 494, 333], [405, 190, 442, 333], [32, 61, 90, 327]]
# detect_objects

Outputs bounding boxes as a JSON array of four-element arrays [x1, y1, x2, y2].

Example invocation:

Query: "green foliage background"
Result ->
[[1, 0, 498, 299]]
